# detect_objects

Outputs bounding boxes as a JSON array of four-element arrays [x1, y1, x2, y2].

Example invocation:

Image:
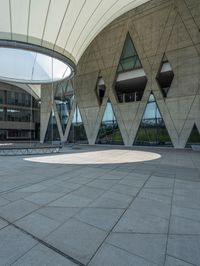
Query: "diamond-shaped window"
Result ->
[[96, 76, 106, 105], [115, 33, 147, 103], [156, 55, 174, 98]]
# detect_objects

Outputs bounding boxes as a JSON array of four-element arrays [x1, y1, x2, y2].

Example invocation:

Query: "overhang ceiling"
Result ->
[[0, 0, 150, 65]]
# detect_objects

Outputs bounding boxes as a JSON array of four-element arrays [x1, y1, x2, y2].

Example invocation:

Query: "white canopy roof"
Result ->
[[0, 0, 150, 65]]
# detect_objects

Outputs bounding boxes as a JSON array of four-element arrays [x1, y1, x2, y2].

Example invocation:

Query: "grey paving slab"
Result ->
[[165, 256, 194, 266], [90, 191, 133, 209], [15, 212, 60, 238], [18, 184, 46, 192], [72, 185, 105, 200], [88, 243, 158, 266], [37, 206, 81, 223], [87, 179, 119, 190], [0, 218, 8, 230], [144, 176, 174, 189], [169, 215, 200, 234], [0, 196, 10, 206], [130, 196, 171, 219], [25, 192, 64, 205], [12, 243, 76, 266], [48, 194, 93, 207], [45, 218, 107, 264], [0, 146, 199, 265], [172, 205, 200, 222], [0, 225, 37, 265], [76, 208, 123, 230], [110, 184, 140, 196], [1, 191, 34, 201], [113, 208, 169, 233], [107, 233, 167, 265], [0, 199, 39, 222], [139, 189, 172, 204], [167, 235, 200, 266]]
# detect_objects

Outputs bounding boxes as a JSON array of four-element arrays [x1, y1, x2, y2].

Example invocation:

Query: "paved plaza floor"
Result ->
[[0, 145, 199, 266]]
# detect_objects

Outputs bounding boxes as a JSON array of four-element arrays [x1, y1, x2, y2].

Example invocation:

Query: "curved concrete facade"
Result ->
[[40, 0, 200, 149], [74, 0, 200, 148]]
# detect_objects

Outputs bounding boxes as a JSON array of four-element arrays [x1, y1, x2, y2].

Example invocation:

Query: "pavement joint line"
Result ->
[[0, 215, 84, 266], [107, 242, 161, 266], [165, 254, 197, 266], [86, 171, 155, 265], [163, 170, 176, 266]]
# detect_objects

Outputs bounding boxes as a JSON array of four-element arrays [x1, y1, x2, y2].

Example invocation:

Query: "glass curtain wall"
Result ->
[[134, 93, 172, 146], [44, 110, 60, 143], [54, 79, 74, 133], [96, 101, 123, 145], [67, 105, 88, 144]]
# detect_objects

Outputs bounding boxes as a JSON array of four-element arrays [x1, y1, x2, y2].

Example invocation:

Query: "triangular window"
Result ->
[[96, 101, 123, 145], [45, 110, 60, 143], [185, 124, 200, 148], [134, 93, 172, 146], [117, 33, 142, 73], [67, 106, 88, 144]]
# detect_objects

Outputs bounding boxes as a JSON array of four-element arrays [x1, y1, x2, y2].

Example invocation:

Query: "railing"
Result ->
[[0, 143, 62, 156]]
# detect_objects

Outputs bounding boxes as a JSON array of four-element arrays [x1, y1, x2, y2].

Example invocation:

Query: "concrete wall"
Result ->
[[41, 0, 200, 148]]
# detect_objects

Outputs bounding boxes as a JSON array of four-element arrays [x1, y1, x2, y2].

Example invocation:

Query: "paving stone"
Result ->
[[76, 208, 123, 230], [88, 243, 157, 266], [45, 218, 107, 264], [165, 255, 194, 266], [0, 199, 39, 222], [0, 196, 10, 206], [113, 208, 169, 233], [167, 235, 200, 265], [111, 184, 140, 196], [0, 218, 8, 230], [90, 191, 133, 209], [25, 192, 64, 205], [73, 185, 105, 200], [169, 215, 200, 234], [107, 233, 167, 265], [15, 213, 60, 238], [171, 205, 200, 222], [0, 226, 37, 265], [37, 207, 80, 223], [130, 197, 171, 219], [49, 194, 93, 207], [12, 243, 76, 266]]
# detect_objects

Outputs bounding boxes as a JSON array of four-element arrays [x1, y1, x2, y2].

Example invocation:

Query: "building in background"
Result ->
[[0, 82, 40, 141]]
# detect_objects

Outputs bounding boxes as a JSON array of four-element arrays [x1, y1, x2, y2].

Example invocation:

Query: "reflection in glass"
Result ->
[[134, 93, 172, 146], [67, 106, 88, 144], [117, 33, 142, 73], [96, 102, 123, 145], [55, 79, 74, 133], [185, 124, 200, 148], [45, 110, 60, 143]]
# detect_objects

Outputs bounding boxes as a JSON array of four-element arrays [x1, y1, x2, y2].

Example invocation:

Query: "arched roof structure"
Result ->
[[0, 0, 150, 65]]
